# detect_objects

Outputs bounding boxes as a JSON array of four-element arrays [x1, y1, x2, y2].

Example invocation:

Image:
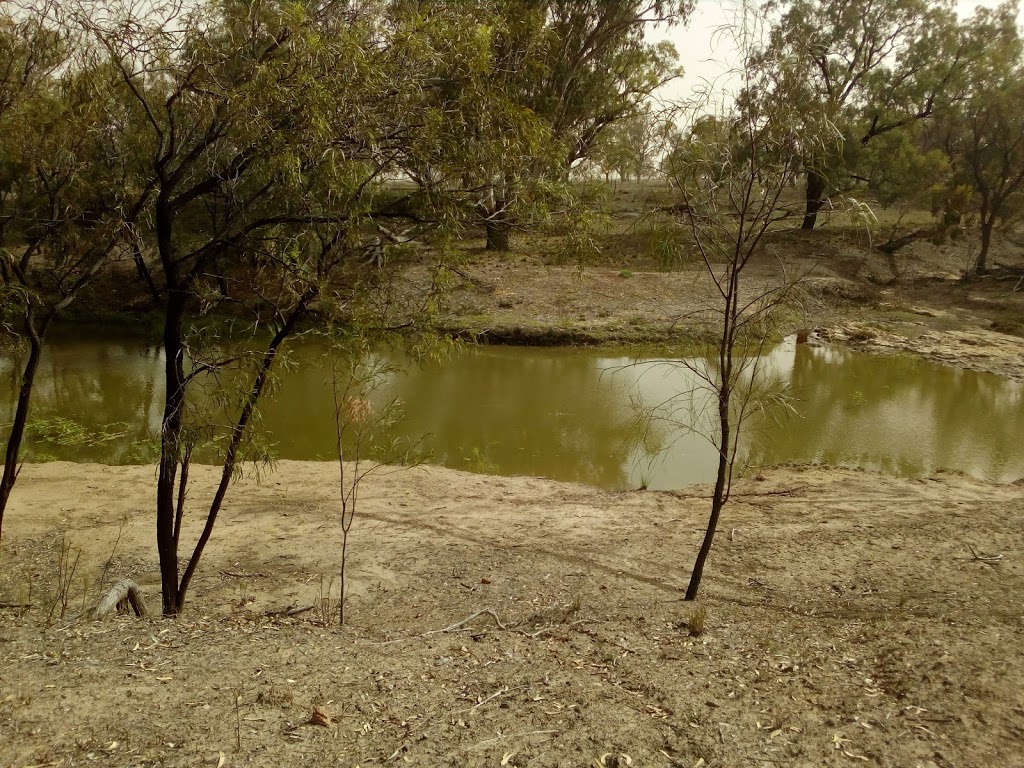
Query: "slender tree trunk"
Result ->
[[156, 287, 188, 616], [977, 216, 994, 275], [482, 175, 513, 252], [0, 306, 53, 552], [131, 240, 162, 305], [686, 265, 739, 601], [173, 316, 301, 611], [684, 390, 731, 601], [801, 170, 827, 230]]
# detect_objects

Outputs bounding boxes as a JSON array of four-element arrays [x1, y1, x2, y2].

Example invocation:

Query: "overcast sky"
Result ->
[[648, 0, 1024, 105]]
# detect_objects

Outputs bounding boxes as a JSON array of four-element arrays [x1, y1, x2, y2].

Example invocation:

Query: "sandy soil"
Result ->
[[2, 461, 1023, 767]]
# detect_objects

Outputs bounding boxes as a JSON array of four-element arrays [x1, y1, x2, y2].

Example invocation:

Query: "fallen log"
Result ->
[[92, 579, 148, 620], [264, 604, 314, 618], [877, 229, 930, 254]]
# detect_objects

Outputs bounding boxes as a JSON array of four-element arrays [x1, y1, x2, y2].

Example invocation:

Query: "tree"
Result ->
[[946, 79, 1024, 274], [0, 2, 144, 551], [408, 1, 560, 252], [406, 0, 689, 251], [327, 344, 425, 627], [752, 0, 966, 229], [530, 0, 689, 168], [592, 107, 665, 184], [856, 126, 951, 253], [656, 7, 816, 600], [931, 3, 1024, 274], [82, 0, 533, 616]]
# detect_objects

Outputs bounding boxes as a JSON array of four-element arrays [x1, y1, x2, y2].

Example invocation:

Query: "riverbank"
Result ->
[[2, 461, 1022, 767], [53, 221, 1024, 385], [425, 226, 1024, 381]]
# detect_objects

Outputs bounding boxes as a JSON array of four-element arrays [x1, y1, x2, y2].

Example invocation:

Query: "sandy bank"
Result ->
[[1, 461, 1023, 766]]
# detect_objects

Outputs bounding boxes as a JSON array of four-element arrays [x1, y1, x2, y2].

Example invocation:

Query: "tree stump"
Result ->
[[92, 579, 148, 620]]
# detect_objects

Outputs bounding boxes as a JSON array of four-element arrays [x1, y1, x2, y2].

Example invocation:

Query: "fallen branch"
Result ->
[[877, 229, 930, 254], [966, 544, 1004, 564], [376, 608, 507, 645], [0, 603, 33, 610], [452, 684, 524, 716], [471, 729, 560, 748], [519, 618, 602, 638], [92, 579, 148, 620], [264, 604, 315, 618], [423, 608, 507, 636]]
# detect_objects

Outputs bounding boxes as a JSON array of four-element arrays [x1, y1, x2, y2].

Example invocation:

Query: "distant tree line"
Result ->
[[606, 1, 1024, 275]]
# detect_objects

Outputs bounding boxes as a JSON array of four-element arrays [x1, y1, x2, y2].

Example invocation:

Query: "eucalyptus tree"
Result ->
[[0, 3, 144, 551], [406, 0, 689, 251], [531, 0, 689, 168], [398, 0, 561, 251], [656, 9, 820, 600], [930, 2, 1024, 274], [752, 0, 967, 229], [84, 0, 526, 615], [592, 106, 665, 184]]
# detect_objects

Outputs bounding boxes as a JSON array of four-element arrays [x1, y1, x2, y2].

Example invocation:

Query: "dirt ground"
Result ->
[[2, 461, 1023, 768]]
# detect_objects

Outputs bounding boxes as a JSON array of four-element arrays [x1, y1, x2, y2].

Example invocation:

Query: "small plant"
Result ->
[[96, 517, 128, 592], [231, 579, 254, 611], [618, 268, 633, 278], [328, 345, 427, 627], [684, 604, 707, 637], [463, 445, 499, 475], [315, 573, 339, 626], [46, 533, 82, 622], [17, 571, 34, 619]]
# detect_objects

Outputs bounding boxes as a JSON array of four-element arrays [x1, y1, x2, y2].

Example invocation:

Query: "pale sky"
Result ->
[[648, 0, 1024, 105]]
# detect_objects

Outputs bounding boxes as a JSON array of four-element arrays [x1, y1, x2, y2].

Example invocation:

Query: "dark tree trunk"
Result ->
[[685, 380, 731, 601], [485, 207, 511, 252], [685, 269, 739, 602], [801, 170, 827, 230], [156, 286, 188, 616], [174, 314, 301, 610], [131, 240, 162, 304], [977, 217, 994, 275], [0, 306, 53, 552]]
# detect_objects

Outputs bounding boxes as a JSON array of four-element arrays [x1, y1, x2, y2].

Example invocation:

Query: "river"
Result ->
[[2, 334, 1022, 489]]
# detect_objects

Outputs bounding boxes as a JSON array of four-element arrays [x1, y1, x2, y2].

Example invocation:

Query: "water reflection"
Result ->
[[756, 343, 1024, 483], [2, 335, 1022, 488]]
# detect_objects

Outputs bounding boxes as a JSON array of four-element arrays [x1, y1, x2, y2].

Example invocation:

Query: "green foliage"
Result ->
[[590, 108, 667, 183], [403, 1, 689, 250], [929, 3, 1024, 271], [859, 129, 951, 211], [462, 445, 499, 475], [533, 1, 689, 166], [750, 0, 970, 224], [21, 417, 129, 449]]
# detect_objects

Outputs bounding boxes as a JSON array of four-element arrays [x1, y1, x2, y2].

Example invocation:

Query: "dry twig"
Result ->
[[376, 608, 507, 645], [966, 544, 1004, 564]]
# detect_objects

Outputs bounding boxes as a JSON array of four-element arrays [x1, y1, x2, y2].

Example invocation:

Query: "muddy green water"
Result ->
[[2, 336, 1022, 489]]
